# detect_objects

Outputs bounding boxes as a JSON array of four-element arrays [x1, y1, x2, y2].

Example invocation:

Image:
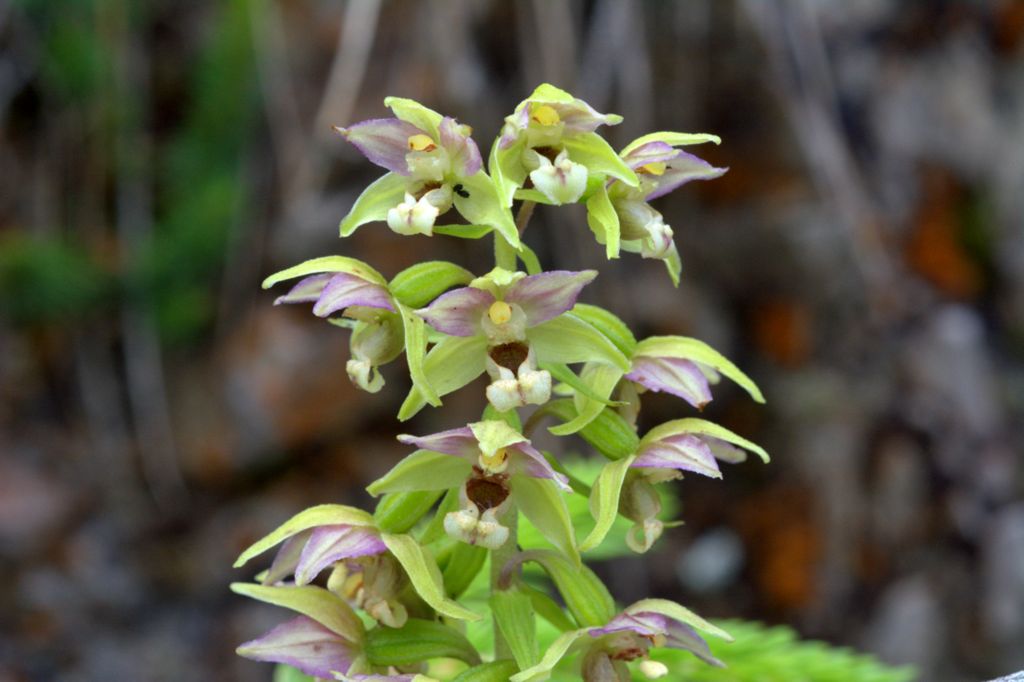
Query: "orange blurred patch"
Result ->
[[750, 299, 813, 367]]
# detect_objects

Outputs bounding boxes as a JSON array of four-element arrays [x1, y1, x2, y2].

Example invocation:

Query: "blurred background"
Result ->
[[2, 1, 1023, 680]]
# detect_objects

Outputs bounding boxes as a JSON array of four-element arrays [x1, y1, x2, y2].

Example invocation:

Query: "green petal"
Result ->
[[562, 132, 638, 186], [234, 504, 376, 568], [634, 335, 765, 403], [528, 313, 631, 371], [580, 455, 636, 552], [549, 363, 622, 436], [621, 131, 722, 156], [397, 302, 440, 406], [389, 261, 474, 308], [625, 598, 733, 641], [397, 335, 487, 421], [384, 96, 444, 139], [339, 172, 408, 237], [453, 172, 521, 248], [509, 629, 588, 682], [585, 184, 620, 259], [640, 418, 769, 463], [526, 83, 576, 104], [262, 255, 387, 289], [382, 533, 481, 621], [512, 475, 579, 567], [365, 618, 481, 667], [367, 450, 471, 496], [230, 583, 365, 643], [469, 419, 526, 456], [569, 304, 637, 357], [490, 137, 528, 207], [491, 587, 539, 670]]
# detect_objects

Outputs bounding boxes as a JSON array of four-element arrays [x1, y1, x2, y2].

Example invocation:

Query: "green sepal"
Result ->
[[569, 304, 637, 357], [511, 475, 579, 567], [563, 132, 638, 187], [381, 533, 481, 621], [541, 362, 619, 407], [527, 313, 630, 371], [261, 255, 388, 289], [234, 504, 375, 568], [384, 96, 444, 139], [339, 172, 408, 237], [621, 131, 721, 156], [585, 183, 620, 259], [453, 172, 521, 248], [490, 136, 528, 207], [525, 82, 576, 104], [549, 363, 623, 436], [364, 618, 481, 667], [230, 583, 364, 644], [398, 335, 488, 420], [491, 587, 539, 670], [433, 223, 494, 239], [520, 583, 577, 632], [509, 628, 588, 682], [367, 450, 471, 496], [452, 660, 520, 682], [482, 404, 523, 431], [664, 244, 682, 287], [418, 488, 460, 545], [544, 400, 639, 460], [389, 261, 474, 309], [513, 188, 558, 205], [442, 542, 488, 598], [397, 302, 440, 406], [518, 550, 615, 627], [373, 490, 445, 534], [470, 419, 527, 456], [641, 418, 770, 463], [580, 454, 636, 552], [634, 335, 765, 403], [625, 598, 733, 641]]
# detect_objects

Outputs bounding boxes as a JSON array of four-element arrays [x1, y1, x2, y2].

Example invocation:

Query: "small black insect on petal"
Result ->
[[453, 183, 470, 198]]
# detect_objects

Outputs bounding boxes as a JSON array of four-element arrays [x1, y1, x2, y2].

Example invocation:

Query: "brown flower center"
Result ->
[[489, 342, 529, 371], [465, 471, 510, 511]]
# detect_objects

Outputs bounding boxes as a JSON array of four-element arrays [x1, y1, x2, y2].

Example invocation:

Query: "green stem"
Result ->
[[493, 200, 536, 270], [490, 503, 519, 660]]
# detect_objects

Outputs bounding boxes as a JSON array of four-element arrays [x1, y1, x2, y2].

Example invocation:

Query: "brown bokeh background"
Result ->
[[2, 1, 1024, 680]]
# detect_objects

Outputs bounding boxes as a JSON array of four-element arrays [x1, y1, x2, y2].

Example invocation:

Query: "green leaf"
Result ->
[[520, 583, 577, 632], [580, 455, 635, 552], [489, 136, 528, 207], [585, 184, 620, 259], [542, 362, 619, 407], [634, 336, 765, 403], [549, 364, 623, 436], [398, 335, 488, 420], [570, 304, 637, 357], [528, 313, 630, 371], [491, 587, 539, 670], [384, 96, 444, 139], [519, 550, 615, 627], [563, 132, 638, 187], [625, 598, 732, 641], [442, 542, 488, 598], [453, 172, 521, 248], [389, 261, 474, 309], [621, 131, 722, 156], [381, 533, 481, 621], [339, 172, 408, 237], [452, 660, 520, 682], [261, 255, 387, 289], [234, 504, 375, 568], [641, 418, 769, 463], [433, 223, 494, 239], [365, 618, 481, 667], [512, 476, 579, 566], [230, 583, 364, 643], [374, 489, 445, 534], [368, 450, 471, 496], [418, 488, 460, 545], [517, 241, 543, 275], [509, 629, 588, 682], [543, 400, 639, 460]]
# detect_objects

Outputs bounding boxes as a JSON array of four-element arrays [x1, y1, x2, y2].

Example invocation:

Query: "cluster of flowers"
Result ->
[[233, 84, 767, 682]]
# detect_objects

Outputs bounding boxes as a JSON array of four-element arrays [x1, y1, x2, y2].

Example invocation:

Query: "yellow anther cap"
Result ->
[[407, 134, 437, 152], [638, 161, 667, 176], [530, 104, 561, 126], [487, 300, 513, 325]]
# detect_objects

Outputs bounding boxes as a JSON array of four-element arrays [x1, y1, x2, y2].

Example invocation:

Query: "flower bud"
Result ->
[[619, 474, 664, 553], [528, 149, 587, 205], [387, 186, 452, 236], [638, 660, 669, 679], [617, 200, 674, 259], [582, 648, 631, 682]]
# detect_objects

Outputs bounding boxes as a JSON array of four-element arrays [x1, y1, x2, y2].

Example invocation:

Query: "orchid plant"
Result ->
[[233, 84, 768, 682]]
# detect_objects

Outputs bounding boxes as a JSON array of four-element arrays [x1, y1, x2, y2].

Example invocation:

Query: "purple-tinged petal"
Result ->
[[439, 116, 483, 177], [705, 436, 748, 464], [313, 273, 394, 318], [622, 141, 679, 169], [237, 615, 356, 678], [498, 107, 530, 149], [645, 150, 727, 201], [504, 270, 597, 327], [263, 530, 311, 585], [550, 99, 622, 133], [274, 274, 332, 306], [633, 434, 721, 479], [397, 426, 480, 460], [416, 286, 494, 336], [336, 118, 424, 175], [588, 612, 656, 639], [509, 442, 571, 491], [629, 612, 723, 667], [627, 356, 712, 409], [294, 525, 387, 586]]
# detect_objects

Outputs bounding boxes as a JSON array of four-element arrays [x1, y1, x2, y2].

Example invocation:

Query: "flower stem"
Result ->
[[490, 502, 518, 659]]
